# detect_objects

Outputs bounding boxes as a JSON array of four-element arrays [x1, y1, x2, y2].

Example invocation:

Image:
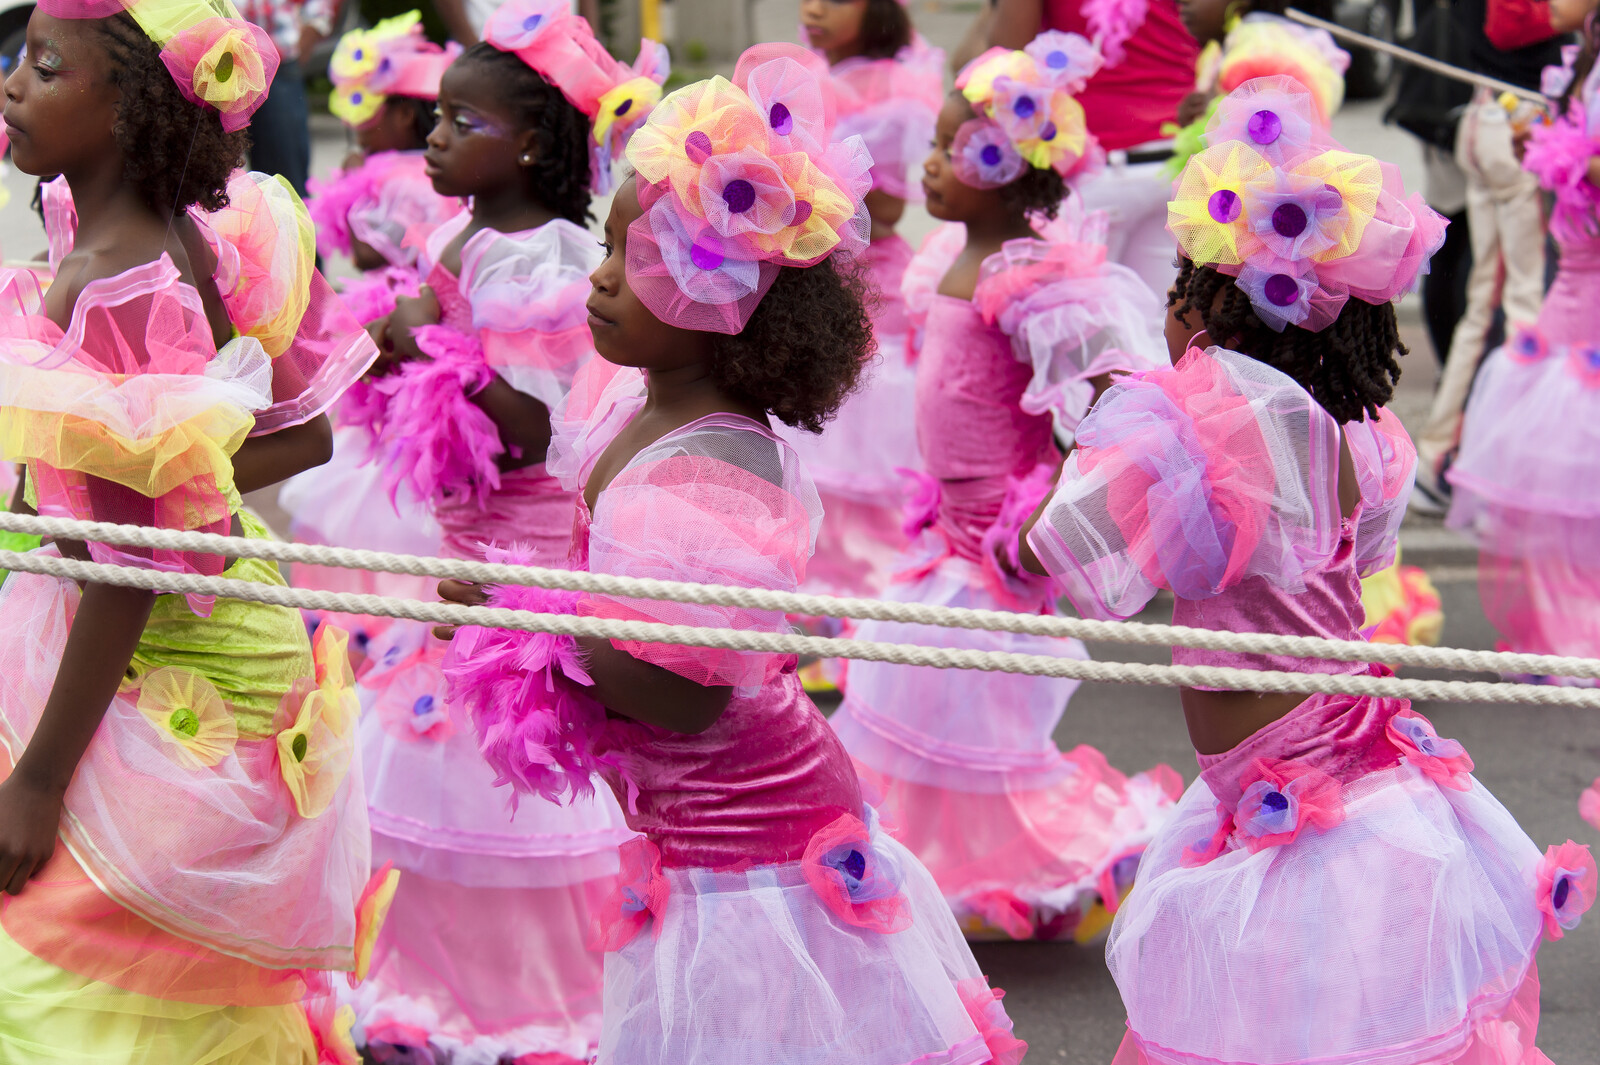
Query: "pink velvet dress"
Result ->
[[1029, 345, 1576, 1065], [1448, 56, 1600, 672], [774, 35, 944, 599], [285, 150, 465, 636], [341, 212, 632, 1064], [829, 215, 1181, 941], [547, 360, 1026, 1065]]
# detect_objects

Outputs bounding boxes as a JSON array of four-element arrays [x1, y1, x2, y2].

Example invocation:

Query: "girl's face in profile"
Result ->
[[3, 12, 121, 180], [921, 93, 999, 224], [423, 59, 531, 199]]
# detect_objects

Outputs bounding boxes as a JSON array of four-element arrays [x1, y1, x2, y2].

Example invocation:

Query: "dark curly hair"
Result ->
[[458, 42, 593, 225], [1001, 164, 1067, 221], [1169, 258, 1404, 423], [857, 0, 913, 60], [97, 13, 247, 214], [709, 256, 874, 432]]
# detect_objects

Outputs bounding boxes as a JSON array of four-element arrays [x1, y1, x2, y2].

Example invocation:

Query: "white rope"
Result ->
[[3, 544, 1600, 708], [5, 510, 1599, 681]]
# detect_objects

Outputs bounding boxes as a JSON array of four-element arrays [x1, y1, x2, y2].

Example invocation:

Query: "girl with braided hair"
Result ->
[[0, 0, 385, 1057], [1020, 78, 1596, 1065], [341, 3, 669, 1059]]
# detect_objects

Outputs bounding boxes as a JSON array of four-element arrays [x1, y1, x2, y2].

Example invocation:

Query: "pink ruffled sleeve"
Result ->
[[1344, 408, 1416, 577], [901, 222, 967, 360], [583, 418, 822, 692], [974, 206, 1168, 442], [546, 358, 646, 492], [1026, 346, 1342, 620], [197, 170, 379, 434]]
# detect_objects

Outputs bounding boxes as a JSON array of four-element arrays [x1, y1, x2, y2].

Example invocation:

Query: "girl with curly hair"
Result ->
[[776, 0, 946, 610], [339, 3, 667, 1060], [827, 33, 1179, 943], [0, 0, 383, 1059], [434, 45, 1027, 1065], [1021, 80, 1594, 1065]]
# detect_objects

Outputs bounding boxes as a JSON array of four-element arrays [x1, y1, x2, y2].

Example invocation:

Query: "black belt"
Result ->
[[1122, 147, 1176, 165]]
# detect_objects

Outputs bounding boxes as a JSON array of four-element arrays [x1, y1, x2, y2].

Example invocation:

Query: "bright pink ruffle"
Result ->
[[1523, 108, 1600, 244], [1386, 709, 1475, 791], [1232, 758, 1344, 853], [954, 977, 1028, 1065], [591, 836, 669, 951], [1535, 840, 1596, 941], [800, 812, 912, 934], [1580, 779, 1600, 832], [307, 165, 373, 260]]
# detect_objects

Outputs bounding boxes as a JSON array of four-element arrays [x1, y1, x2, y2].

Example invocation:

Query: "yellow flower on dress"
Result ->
[[352, 862, 402, 983], [135, 667, 239, 769], [276, 625, 359, 819]]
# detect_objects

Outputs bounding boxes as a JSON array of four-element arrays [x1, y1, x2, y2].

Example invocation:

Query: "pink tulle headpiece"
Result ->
[[622, 43, 872, 334], [1167, 76, 1448, 332], [37, 0, 278, 132], [483, 0, 669, 193], [953, 33, 1103, 189], [328, 11, 459, 128]]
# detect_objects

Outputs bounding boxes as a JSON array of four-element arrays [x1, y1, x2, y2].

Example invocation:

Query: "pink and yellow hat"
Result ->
[[622, 43, 872, 334], [1168, 77, 1447, 332], [328, 11, 459, 128]]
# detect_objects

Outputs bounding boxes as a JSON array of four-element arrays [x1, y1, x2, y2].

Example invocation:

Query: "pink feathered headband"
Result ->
[[622, 43, 873, 334], [37, 0, 277, 131], [1168, 76, 1448, 332], [482, 0, 669, 193]]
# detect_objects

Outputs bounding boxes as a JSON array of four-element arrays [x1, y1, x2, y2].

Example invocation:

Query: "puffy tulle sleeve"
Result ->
[[973, 207, 1168, 441], [0, 263, 272, 600], [902, 222, 967, 360], [1344, 408, 1415, 577], [583, 417, 822, 692], [307, 151, 464, 268], [1026, 346, 1342, 620], [196, 170, 379, 434], [546, 358, 646, 492], [829, 35, 946, 202], [460, 217, 603, 410]]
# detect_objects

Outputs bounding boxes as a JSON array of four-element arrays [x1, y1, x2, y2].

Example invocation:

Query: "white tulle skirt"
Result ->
[[1107, 763, 1550, 1065]]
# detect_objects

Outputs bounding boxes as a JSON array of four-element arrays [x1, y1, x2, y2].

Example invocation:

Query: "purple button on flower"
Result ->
[[615, 98, 633, 116], [789, 200, 813, 226], [1013, 95, 1036, 119], [841, 848, 866, 882], [412, 695, 435, 716], [690, 242, 725, 271], [1208, 188, 1241, 224], [685, 130, 714, 163], [1555, 875, 1572, 910], [722, 178, 756, 214], [1040, 121, 1057, 141], [980, 144, 1003, 167], [522, 12, 543, 31], [352, 47, 364, 60], [1263, 273, 1300, 307], [350, 91, 363, 104], [769, 101, 793, 135], [1272, 202, 1308, 238], [1261, 790, 1289, 813], [1046, 49, 1068, 68], [1247, 109, 1282, 145]]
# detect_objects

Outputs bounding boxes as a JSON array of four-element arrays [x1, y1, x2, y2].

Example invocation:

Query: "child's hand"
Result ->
[[386, 290, 444, 365], [0, 773, 64, 894], [432, 579, 490, 641], [1176, 90, 1214, 128]]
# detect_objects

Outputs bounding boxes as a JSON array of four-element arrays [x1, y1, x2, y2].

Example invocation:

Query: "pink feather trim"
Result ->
[[1523, 110, 1600, 243], [371, 325, 504, 509], [339, 266, 423, 327], [441, 543, 621, 808], [307, 164, 377, 260], [1081, 0, 1149, 68]]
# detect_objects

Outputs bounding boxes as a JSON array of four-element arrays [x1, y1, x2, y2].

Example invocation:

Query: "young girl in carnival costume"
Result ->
[[782, 0, 946, 603], [0, 0, 392, 1059], [339, 5, 667, 1061], [1022, 77, 1598, 1064], [828, 34, 1180, 942], [1448, 22, 1600, 677], [437, 44, 1028, 1065], [282, 10, 463, 651]]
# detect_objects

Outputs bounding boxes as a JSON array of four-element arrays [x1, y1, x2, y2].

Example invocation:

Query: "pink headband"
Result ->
[[329, 11, 460, 127]]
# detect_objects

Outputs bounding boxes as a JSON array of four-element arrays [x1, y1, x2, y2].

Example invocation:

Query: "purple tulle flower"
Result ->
[[1024, 30, 1102, 93], [952, 118, 1026, 189], [1536, 841, 1597, 940], [1235, 260, 1317, 331], [801, 812, 912, 933], [482, 0, 564, 51], [1506, 324, 1550, 365], [1249, 172, 1349, 261], [647, 195, 764, 305], [1386, 709, 1475, 790], [1207, 81, 1319, 164], [990, 75, 1051, 144], [1232, 758, 1344, 853]]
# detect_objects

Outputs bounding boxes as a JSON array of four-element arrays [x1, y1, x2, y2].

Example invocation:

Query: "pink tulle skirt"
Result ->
[[598, 826, 1024, 1065], [830, 558, 1178, 938], [1106, 763, 1550, 1065]]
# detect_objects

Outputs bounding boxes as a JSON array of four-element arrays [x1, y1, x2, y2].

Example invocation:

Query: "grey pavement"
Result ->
[[2, 18, 1592, 1061]]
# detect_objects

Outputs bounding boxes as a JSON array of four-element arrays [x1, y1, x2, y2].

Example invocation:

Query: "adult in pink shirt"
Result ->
[[991, 0, 1197, 291]]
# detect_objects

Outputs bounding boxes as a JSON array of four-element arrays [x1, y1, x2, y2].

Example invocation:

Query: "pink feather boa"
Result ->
[[441, 544, 622, 807], [306, 164, 377, 260], [1082, 0, 1149, 68], [339, 266, 422, 327], [1523, 108, 1600, 243], [370, 324, 505, 509], [979, 460, 1060, 611]]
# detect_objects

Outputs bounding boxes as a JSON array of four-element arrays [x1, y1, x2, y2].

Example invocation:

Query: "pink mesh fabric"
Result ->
[[1028, 345, 1343, 620], [623, 47, 873, 333], [823, 34, 946, 201], [482, 0, 629, 118], [1344, 407, 1415, 576], [308, 151, 463, 268]]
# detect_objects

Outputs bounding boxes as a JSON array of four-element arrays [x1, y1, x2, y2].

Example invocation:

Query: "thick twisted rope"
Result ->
[[3, 544, 1600, 708], [2, 511, 1594, 681]]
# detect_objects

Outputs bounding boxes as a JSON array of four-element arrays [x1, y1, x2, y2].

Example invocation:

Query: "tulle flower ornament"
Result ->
[[801, 811, 912, 933], [158, 16, 277, 132], [623, 44, 873, 333], [1180, 804, 1236, 868], [1168, 76, 1447, 332], [1386, 709, 1475, 791], [953, 36, 1100, 190], [1568, 343, 1600, 388], [1535, 841, 1597, 940], [351, 862, 401, 984], [1506, 324, 1550, 365], [328, 11, 459, 128], [482, 0, 669, 193], [592, 837, 670, 950], [275, 625, 359, 819], [134, 667, 238, 769], [1232, 758, 1344, 853]]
